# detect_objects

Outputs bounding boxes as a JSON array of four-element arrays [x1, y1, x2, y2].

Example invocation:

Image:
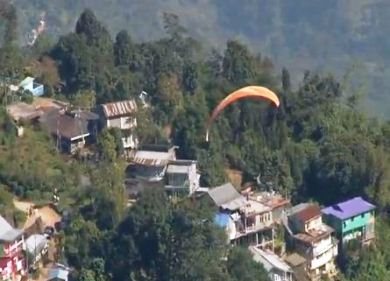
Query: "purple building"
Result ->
[[322, 197, 376, 247]]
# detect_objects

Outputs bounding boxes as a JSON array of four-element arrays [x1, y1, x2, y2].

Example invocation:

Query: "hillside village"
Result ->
[[2, 5, 390, 281], [0, 78, 378, 281]]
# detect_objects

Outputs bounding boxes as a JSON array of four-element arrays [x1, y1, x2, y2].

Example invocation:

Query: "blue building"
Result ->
[[19, 77, 44, 97]]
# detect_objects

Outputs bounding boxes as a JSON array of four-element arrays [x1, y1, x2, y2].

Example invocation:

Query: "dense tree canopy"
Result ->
[[1, 8, 390, 281]]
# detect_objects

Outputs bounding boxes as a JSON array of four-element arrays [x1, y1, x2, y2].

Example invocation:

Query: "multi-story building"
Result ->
[[164, 160, 200, 196], [284, 204, 338, 281], [99, 99, 138, 150], [322, 197, 376, 249], [211, 184, 289, 249], [0, 216, 25, 281], [127, 145, 177, 182], [40, 109, 99, 154]]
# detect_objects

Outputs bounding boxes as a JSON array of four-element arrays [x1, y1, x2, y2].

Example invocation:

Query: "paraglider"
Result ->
[[205, 86, 280, 141]]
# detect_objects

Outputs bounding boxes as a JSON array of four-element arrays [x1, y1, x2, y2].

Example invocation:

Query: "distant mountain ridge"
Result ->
[[7, 0, 390, 118]]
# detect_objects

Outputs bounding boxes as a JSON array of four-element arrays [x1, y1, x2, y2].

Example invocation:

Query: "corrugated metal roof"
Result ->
[[249, 246, 293, 273], [293, 204, 321, 223], [285, 253, 306, 267], [40, 110, 89, 140], [166, 160, 196, 174], [208, 183, 246, 211], [101, 99, 137, 118], [133, 150, 173, 167], [166, 164, 190, 174], [25, 234, 47, 254], [48, 267, 69, 281], [0, 216, 23, 242], [322, 197, 376, 220], [19, 77, 35, 88]]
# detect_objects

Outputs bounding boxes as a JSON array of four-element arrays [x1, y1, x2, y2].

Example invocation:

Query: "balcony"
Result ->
[[310, 244, 337, 270], [4, 239, 24, 256], [312, 237, 338, 257]]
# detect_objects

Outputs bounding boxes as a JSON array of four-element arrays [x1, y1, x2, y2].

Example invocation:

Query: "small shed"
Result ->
[[208, 183, 246, 211], [25, 234, 48, 267], [47, 265, 70, 281]]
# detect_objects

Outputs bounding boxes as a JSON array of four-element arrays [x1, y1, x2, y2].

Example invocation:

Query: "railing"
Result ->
[[4, 239, 24, 256], [312, 237, 334, 257], [310, 244, 337, 270]]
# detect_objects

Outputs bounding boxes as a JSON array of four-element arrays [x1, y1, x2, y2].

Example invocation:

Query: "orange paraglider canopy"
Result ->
[[205, 86, 280, 141]]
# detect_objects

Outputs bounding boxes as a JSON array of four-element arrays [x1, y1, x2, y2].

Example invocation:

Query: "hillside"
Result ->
[[1, 7, 390, 281], [5, 0, 390, 118]]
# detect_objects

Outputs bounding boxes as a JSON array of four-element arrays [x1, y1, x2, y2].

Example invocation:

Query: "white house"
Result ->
[[25, 234, 48, 268], [129, 145, 177, 182], [100, 99, 138, 149], [165, 160, 200, 196], [285, 204, 338, 281], [17, 77, 44, 97]]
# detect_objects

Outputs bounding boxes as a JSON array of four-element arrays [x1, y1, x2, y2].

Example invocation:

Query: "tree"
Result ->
[[97, 129, 117, 162], [78, 269, 95, 281], [281, 67, 291, 92], [227, 247, 270, 281], [76, 9, 112, 48], [72, 90, 97, 110], [222, 40, 254, 86], [78, 258, 109, 281], [0, 0, 18, 43], [182, 62, 198, 95], [114, 30, 134, 67], [109, 188, 229, 281]]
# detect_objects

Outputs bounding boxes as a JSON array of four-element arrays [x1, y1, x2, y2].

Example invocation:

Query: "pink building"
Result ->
[[0, 216, 25, 281]]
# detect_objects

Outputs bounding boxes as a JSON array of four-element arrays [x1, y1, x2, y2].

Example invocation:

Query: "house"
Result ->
[[284, 204, 338, 281], [47, 264, 70, 281], [0, 216, 25, 281], [249, 246, 294, 281], [322, 197, 376, 248], [210, 183, 275, 248], [99, 99, 138, 149], [208, 183, 247, 212], [40, 109, 99, 154], [25, 234, 48, 268], [127, 145, 177, 182], [18, 77, 44, 97], [6, 98, 68, 137], [165, 160, 200, 196], [241, 187, 291, 223]]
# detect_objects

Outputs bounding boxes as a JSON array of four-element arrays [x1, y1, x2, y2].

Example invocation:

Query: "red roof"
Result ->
[[294, 205, 321, 223]]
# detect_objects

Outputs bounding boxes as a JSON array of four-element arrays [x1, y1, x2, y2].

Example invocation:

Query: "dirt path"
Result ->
[[13, 199, 34, 213], [13, 199, 62, 229]]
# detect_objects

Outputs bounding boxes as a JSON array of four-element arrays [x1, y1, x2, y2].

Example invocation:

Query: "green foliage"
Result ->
[[227, 247, 270, 281], [3, 7, 390, 281], [71, 89, 96, 109], [108, 188, 227, 281], [0, 112, 81, 201], [97, 129, 117, 162]]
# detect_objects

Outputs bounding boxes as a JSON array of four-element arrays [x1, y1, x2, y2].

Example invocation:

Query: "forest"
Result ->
[[5, 0, 390, 118], [1, 4, 390, 281]]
